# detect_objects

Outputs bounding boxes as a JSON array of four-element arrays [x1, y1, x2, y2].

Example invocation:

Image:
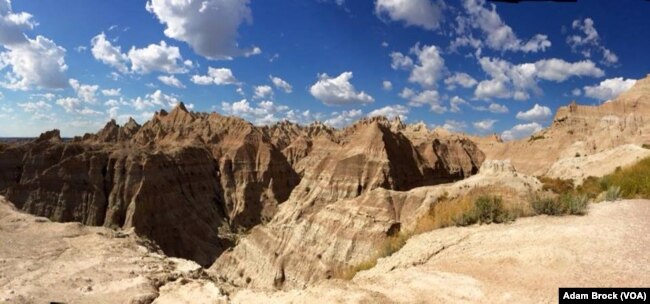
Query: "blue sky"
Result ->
[[0, 0, 648, 139]]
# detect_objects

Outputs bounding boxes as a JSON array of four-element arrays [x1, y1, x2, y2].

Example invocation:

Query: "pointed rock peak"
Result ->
[[159, 109, 169, 117], [35, 129, 61, 143], [173, 102, 188, 113], [124, 117, 141, 129], [104, 119, 119, 128]]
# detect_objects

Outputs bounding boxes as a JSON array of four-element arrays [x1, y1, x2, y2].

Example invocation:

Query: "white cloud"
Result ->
[[191, 67, 239, 86], [0, 35, 68, 90], [382, 80, 393, 91], [488, 102, 508, 114], [501, 122, 542, 141], [254, 85, 273, 99], [128, 41, 186, 74], [442, 120, 467, 132], [445, 72, 477, 90], [0, 2, 68, 90], [516, 103, 552, 122], [221, 99, 293, 125], [408, 90, 446, 113], [310, 71, 374, 105], [130, 90, 181, 110], [367, 104, 408, 120], [270, 75, 292, 93], [567, 18, 618, 66], [374, 0, 443, 30], [324, 109, 363, 128], [69, 79, 99, 103], [408, 44, 445, 88], [473, 119, 497, 132], [18, 100, 51, 113], [399, 87, 416, 99], [390, 52, 414, 70], [90, 33, 129, 73], [571, 88, 582, 96], [0, 0, 36, 45], [474, 56, 604, 100], [459, 0, 550, 53], [450, 96, 468, 113], [55, 97, 81, 113], [102, 88, 121, 97], [583, 77, 636, 101], [158, 74, 185, 88], [146, 0, 258, 60], [534, 59, 604, 82]]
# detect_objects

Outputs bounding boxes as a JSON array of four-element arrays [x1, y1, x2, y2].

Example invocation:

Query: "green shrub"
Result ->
[[528, 135, 545, 142], [453, 196, 514, 226], [531, 196, 565, 215], [560, 193, 588, 215], [604, 185, 621, 201], [642, 144, 650, 149]]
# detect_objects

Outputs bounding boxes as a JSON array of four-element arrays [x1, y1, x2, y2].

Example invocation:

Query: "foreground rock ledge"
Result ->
[[2, 195, 648, 303]]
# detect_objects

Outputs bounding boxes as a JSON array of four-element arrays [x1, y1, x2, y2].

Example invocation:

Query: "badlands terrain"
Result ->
[[1, 75, 650, 303]]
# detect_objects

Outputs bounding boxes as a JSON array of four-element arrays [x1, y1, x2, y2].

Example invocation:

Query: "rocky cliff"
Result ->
[[478, 74, 650, 176], [0, 105, 485, 269]]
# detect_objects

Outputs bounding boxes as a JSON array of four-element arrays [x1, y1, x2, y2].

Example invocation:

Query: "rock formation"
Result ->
[[477, 74, 650, 176], [0, 105, 485, 269]]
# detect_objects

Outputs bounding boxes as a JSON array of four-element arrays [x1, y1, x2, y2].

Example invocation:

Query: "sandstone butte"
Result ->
[[1, 74, 650, 303]]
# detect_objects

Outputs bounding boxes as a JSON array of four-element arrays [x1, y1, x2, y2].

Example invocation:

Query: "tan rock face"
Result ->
[[211, 159, 536, 290], [476, 74, 650, 176], [0, 105, 485, 269]]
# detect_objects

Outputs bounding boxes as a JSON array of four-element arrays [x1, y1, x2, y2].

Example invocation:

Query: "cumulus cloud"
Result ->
[[191, 67, 240, 86], [324, 109, 363, 128], [567, 18, 618, 66], [367, 104, 408, 120], [501, 122, 542, 141], [0, 0, 67, 91], [382, 80, 393, 91], [130, 90, 185, 111], [583, 77, 636, 101], [399, 87, 416, 99], [442, 120, 467, 132], [69, 79, 99, 103], [390, 52, 414, 70], [146, 0, 258, 60], [310, 72, 374, 105], [445, 72, 477, 90], [473, 119, 497, 132], [128, 41, 187, 74], [450, 96, 468, 113], [407, 90, 446, 113], [516, 103, 552, 122], [474, 56, 604, 100], [458, 0, 550, 53], [158, 75, 185, 88], [18, 100, 51, 113], [102, 88, 121, 97], [408, 44, 445, 88], [0, 33, 68, 90], [374, 0, 443, 30], [254, 85, 273, 99], [487, 102, 508, 113], [221, 99, 292, 125], [91, 33, 129, 73], [270, 75, 292, 93]]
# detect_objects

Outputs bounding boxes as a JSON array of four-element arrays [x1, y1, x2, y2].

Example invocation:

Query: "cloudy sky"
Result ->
[[0, 0, 648, 139]]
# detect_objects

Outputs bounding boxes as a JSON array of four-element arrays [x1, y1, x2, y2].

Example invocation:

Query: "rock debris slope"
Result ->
[[0, 108, 484, 269]]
